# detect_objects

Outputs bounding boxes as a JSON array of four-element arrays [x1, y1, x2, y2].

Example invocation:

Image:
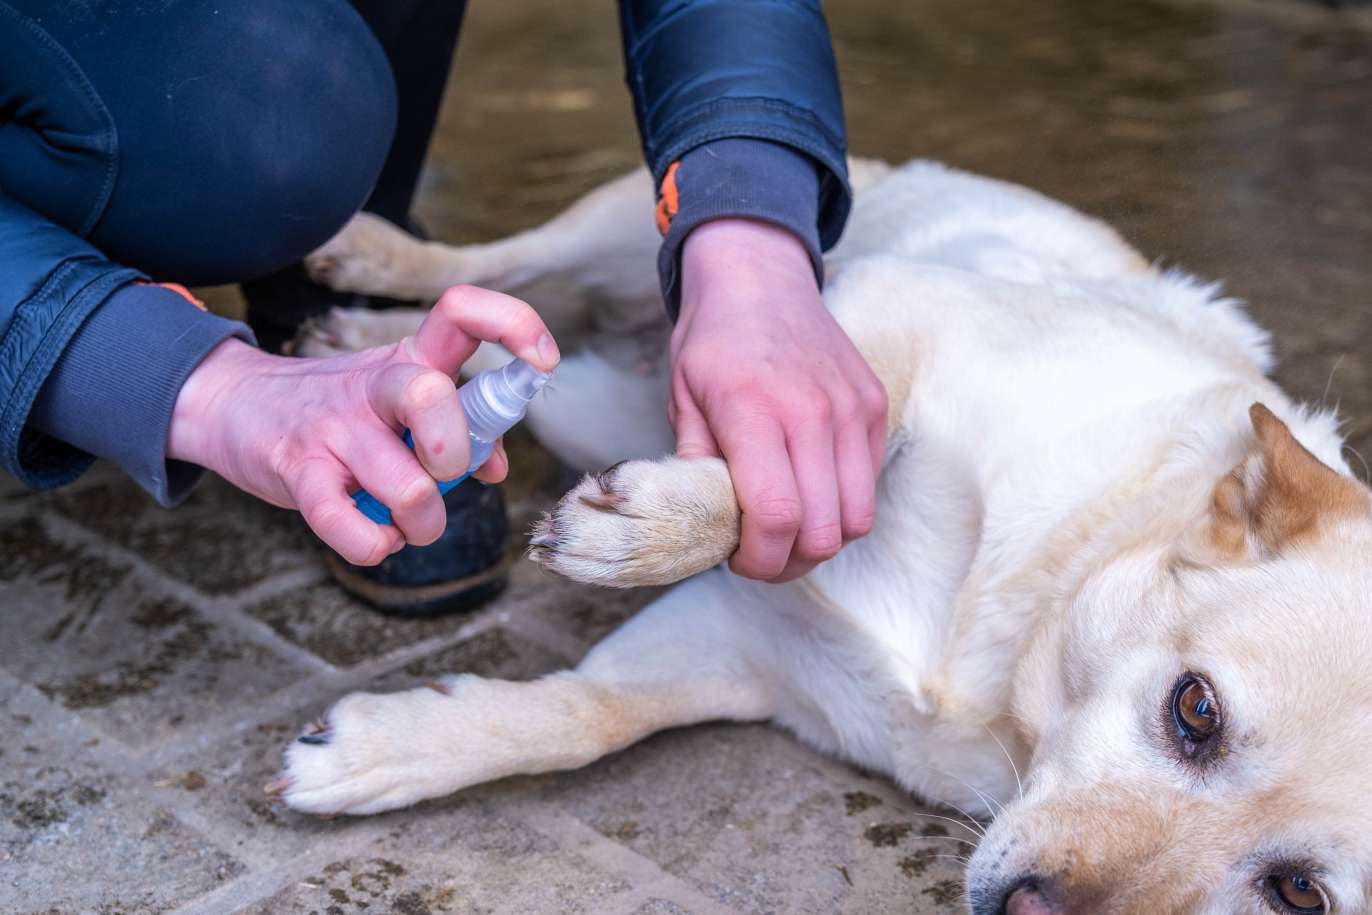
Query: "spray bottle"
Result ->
[[352, 357, 553, 526]]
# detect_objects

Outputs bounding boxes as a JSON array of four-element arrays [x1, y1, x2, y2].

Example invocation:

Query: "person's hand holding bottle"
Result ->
[[168, 286, 560, 565]]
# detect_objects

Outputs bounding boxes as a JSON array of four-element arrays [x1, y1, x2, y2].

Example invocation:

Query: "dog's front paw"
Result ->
[[269, 684, 471, 816], [529, 457, 739, 587]]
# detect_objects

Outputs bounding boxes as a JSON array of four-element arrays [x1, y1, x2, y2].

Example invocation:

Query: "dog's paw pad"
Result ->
[[527, 466, 634, 580], [528, 458, 737, 587], [271, 692, 423, 816]]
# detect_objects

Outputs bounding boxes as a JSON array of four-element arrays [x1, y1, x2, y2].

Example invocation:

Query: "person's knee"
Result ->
[[88, 0, 398, 284]]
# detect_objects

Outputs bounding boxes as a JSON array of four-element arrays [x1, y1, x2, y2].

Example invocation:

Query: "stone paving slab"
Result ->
[[0, 517, 308, 752], [1, 677, 245, 914], [50, 476, 316, 597], [140, 628, 570, 864], [533, 725, 968, 915], [243, 580, 481, 670], [239, 820, 637, 915]]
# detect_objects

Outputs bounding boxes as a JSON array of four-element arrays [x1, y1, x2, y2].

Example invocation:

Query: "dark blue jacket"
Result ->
[[1, 0, 850, 500]]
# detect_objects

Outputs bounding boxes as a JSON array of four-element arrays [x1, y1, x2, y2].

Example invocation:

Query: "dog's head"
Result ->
[[968, 404, 1372, 915]]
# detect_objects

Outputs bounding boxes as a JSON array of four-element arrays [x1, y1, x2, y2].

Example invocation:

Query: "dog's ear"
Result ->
[[1195, 403, 1369, 561]]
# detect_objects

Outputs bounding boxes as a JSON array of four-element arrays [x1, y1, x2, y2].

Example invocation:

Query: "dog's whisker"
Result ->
[[915, 767, 1001, 823], [1321, 353, 1346, 408], [925, 853, 972, 865], [909, 811, 985, 840], [940, 803, 989, 836], [980, 720, 1025, 802], [928, 764, 1007, 818], [919, 834, 978, 848], [1344, 443, 1370, 484]]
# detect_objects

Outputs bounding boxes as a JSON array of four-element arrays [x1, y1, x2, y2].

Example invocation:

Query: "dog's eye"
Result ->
[[1266, 873, 1328, 913], [1170, 674, 1221, 756]]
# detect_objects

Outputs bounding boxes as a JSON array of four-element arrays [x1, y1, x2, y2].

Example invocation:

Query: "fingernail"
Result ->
[[536, 333, 560, 368], [389, 539, 407, 556]]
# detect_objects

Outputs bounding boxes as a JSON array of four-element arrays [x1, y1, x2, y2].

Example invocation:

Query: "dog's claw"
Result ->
[[298, 718, 331, 744], [579, 492, 622, 511], [264, 775, 293, 797]]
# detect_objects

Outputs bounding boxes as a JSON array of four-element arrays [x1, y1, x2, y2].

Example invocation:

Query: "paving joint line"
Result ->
[[518, 806, 739, 915], [40, 512, 337, 677]]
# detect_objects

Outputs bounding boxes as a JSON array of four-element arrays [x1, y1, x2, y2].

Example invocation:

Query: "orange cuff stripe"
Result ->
[[136, 280, 207, 311], [655, 160, 680, 235]]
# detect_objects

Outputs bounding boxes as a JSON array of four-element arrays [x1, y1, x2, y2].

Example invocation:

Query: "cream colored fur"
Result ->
[[278, 160, 1372, 914]]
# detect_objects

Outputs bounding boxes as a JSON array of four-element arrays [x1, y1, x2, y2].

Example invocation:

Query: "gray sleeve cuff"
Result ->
[[657, 137, 824, 319], [26, 283, 256, 506]]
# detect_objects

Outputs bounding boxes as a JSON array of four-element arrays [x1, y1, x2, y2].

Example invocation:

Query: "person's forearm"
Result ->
[[166, 336, 282, 477], [619, 0, 852, 310], [679, 217, 818, 316], [27, 283, 255, 505], [619, 0, 847, 184], [657, 139, 824, 316]]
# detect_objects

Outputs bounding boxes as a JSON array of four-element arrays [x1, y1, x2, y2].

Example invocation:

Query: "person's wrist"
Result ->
[[679, 218, 818, 320], [167, 337, 273, 469]]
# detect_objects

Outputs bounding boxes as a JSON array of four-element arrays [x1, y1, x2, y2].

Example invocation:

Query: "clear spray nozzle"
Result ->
[[460, 357, 553, 441], [500, 358, 553, 400], [351, 356, 554, 526]]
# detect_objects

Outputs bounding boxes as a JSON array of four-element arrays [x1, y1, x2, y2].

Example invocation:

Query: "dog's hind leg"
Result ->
[[274, 570, 776, 816], [303, 169, 661, 334], [293, 167, 664, 357]]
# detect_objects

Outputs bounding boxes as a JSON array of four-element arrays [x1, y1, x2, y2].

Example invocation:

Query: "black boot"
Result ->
[[323, 477, 511, 618], [241, 263, 414, 355]]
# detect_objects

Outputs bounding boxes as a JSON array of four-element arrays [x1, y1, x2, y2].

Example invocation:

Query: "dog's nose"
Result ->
[[1004, 879, 1063, 915]]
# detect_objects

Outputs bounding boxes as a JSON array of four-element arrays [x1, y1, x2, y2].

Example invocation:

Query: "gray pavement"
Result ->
[[4, 0, 1370, 911]]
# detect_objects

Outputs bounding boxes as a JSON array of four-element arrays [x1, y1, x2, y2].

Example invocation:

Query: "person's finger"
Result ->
[[715, 408, 801, 581], [407, 285, 560, 376], [290, 457, 403, 565], [339, 427, 448, 547], [672, 385, 721, 459], [472, 439, 508, 483], [771, 395, 841, 582], [857, 367, 889, 480], [835, 408, 877, 542], [366, 363, 470, 481], [869, 419, 886, 481]]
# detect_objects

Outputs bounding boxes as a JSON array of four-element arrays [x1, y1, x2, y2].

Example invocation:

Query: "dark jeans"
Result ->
[[0, 0, 464, 286]]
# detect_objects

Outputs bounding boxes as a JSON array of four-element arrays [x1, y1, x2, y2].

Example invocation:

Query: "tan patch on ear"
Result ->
[[1249, 403, 1369, 545], [1206, 403, 1369, 559], [1207, 471, 1253, 559]]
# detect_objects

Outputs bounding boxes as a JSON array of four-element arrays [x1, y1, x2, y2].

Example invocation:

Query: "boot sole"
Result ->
[[324, 551, 513, 619]]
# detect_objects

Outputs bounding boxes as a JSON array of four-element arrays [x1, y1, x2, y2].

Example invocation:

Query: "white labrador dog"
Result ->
[[270, 160, 1372, 915]]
